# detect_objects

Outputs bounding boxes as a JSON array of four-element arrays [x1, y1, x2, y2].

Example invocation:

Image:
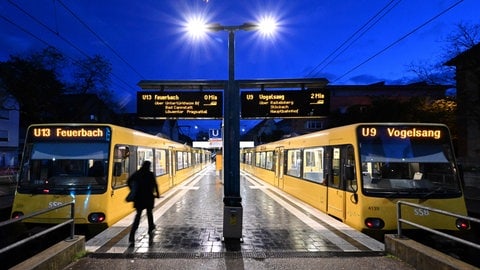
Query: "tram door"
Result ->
[[168, 147, 175, 188], [274, 147, 285, 189], [327, 146, 346, 221]]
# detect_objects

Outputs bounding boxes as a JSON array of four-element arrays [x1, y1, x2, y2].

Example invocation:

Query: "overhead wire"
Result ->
[[306, 0, 402, 78], [2, 0, 136, 97], [332, 0, 464, 83], [56, 0, 146, 80]]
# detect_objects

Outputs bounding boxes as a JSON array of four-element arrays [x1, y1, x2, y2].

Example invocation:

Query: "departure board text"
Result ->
[[137, 91, 223, 119], [241, 90, 329, 118]]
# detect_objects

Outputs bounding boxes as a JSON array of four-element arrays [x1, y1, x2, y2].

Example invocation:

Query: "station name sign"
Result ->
[[137, 91, 223, 119], [241, 89, 330, 118]]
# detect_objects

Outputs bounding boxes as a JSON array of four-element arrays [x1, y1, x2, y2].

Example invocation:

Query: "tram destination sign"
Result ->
[[137, 91, 223, 119], [241, 89, 330, 118]]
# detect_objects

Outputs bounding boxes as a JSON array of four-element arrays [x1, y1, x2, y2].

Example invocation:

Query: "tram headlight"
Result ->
[[11, 211, 24, 219], [455, 218, 470, 230], [88, 212, 106, 223], [365, 218, 385, 229]]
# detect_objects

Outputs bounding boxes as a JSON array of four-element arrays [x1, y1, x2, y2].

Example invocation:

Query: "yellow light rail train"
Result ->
[[11, 123, 211, 232], [241, 123, 469, 236]]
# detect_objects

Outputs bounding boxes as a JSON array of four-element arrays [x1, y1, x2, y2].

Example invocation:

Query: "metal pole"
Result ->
[[397, 201, 403, 238], [222, 29, 242, 241], [70, 202, 75, 240]]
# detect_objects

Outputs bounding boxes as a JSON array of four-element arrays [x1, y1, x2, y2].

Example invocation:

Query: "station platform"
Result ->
[[67, 165, 416, 269]]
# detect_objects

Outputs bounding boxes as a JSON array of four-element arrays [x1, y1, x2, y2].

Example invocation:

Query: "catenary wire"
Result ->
[[305, 0, 402, 78], [332, 0, 464, 83], [2, 1, 136, 98], [56, 0, 146, 80]]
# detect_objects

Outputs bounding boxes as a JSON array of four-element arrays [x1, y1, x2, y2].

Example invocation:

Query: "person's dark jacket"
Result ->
[[128, 164, 159, 209]]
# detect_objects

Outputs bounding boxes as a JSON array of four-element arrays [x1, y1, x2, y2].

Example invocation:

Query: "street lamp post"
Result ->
[[207, 23, 258, 241]]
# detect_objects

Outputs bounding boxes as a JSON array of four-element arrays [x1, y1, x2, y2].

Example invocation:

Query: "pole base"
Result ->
[[222, 205, 243, 240]]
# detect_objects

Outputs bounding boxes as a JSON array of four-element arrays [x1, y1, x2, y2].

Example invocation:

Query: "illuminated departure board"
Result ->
[[241, 90, 330, 118], [137, 91, 223, 119]]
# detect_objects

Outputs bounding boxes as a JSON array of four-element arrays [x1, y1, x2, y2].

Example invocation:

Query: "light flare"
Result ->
[[256, 15, 278, 37], [184, 15, 209, 41]]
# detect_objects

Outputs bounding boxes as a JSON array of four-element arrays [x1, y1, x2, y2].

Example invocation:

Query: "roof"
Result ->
[[137, 78, 329, 90], [445, 43, 480, 66]]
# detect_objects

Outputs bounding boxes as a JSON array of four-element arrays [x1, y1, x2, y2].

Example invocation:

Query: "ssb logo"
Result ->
[[209, 129, 221, 139]]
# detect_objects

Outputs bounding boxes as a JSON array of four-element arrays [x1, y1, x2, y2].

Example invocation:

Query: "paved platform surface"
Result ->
[[65, 165, 415, 269]]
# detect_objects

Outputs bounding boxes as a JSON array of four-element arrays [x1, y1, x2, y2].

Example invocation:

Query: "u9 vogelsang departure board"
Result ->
[[241, 90, 329, 118]]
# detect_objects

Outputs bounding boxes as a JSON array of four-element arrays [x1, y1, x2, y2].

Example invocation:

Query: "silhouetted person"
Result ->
[[128, 161, 160, 245]]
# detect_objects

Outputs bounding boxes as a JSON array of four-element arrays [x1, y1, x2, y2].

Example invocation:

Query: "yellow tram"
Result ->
[[241, 123, 469, 235], [11, 124, 211, 231]]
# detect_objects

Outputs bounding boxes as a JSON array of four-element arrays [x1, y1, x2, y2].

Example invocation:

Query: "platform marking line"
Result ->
[[86, 166, 211, 253], [245, 177, 358, 252], [103, 174, 206, 253], [243, 173, 384, 252]]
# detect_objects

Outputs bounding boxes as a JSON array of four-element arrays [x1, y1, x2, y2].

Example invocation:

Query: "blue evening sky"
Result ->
[[0, 0, 478, 134]]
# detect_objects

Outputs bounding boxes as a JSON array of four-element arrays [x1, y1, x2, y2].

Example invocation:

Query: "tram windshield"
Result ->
[[17, 142, 109, 194], [358, 125, 462, 198]]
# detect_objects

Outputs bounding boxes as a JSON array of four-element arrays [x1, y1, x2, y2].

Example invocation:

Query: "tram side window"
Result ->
[[266, 151, 274, 170], [184, 152, 190, 168], [303, 147, 324, 184], [286, 149, 301, 178], [113, 145, 132, 187], [259, 152, 266, 168], [194, 152, 200, 166], [137, 147, 153, 171], [155, 149, 167, 176], [329, 147, 341, 188], [177, 152, 184, 170], [345, 145, 356, 192], [328, 145, 356, 190], [255, 152, 261, 167], [244, 152, 252, 165]]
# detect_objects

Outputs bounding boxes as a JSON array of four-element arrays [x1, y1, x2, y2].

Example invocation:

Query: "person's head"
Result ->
[[141, 160, 151, 171]]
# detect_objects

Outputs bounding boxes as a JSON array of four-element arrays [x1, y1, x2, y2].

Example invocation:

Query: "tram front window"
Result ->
[[17, 142, 109, 194], [360, 140, 462, 199]]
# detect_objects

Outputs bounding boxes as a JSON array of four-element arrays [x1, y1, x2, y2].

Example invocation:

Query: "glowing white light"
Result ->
[[185, 16, 209, 40], [257, 16, 278, 37]]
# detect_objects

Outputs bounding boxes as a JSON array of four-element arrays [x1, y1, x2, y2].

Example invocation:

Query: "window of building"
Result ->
[[0, 110, 9, 120], [0, 130, 8, 142], [305, 120, 323, 130]]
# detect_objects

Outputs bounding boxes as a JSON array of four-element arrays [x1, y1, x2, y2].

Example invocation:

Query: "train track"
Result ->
[[402, 213, 480, 268]]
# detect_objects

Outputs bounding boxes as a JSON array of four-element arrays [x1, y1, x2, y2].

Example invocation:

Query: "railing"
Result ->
[[396, 201, 480, 250], [0, 167, 17, 184], [0, 175, 16, 185], [0, 201, 75, 254]]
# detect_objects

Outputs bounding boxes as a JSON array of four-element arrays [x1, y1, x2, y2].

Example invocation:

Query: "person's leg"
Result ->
[[129, 208, 142, 243], [146, 207, 155, 233]]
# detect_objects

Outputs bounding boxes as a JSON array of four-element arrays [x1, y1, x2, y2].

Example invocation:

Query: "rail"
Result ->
[[396, 200, 480, 250], [0, 201, 75, 254]]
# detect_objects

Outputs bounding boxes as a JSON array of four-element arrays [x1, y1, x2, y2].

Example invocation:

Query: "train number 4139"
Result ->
[[414, 208, 430, 216]]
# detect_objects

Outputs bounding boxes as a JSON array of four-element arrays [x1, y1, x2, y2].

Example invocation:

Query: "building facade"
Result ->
[[0, 98, 20, 168], [446, 43, 480, 167]]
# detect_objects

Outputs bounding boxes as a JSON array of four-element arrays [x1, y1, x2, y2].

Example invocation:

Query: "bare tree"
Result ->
[[443, 22, 480, 58], [409, 22, 480, 85], [70, 55, 112, 95], [0, 54, 64, 125]]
